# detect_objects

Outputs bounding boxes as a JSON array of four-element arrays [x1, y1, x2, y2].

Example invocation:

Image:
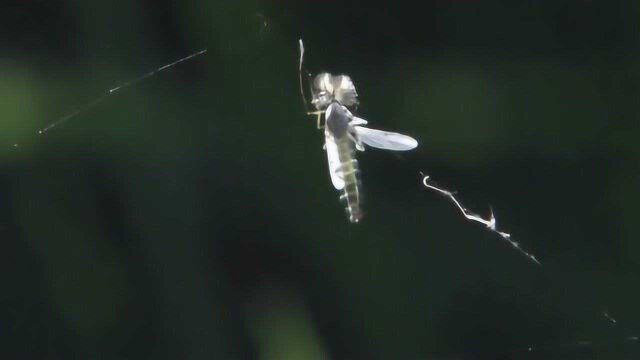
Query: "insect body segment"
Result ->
[[325, 102, 364, 223]]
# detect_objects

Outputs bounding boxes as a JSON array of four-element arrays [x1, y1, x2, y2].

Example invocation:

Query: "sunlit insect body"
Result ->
[[324, 101, 364, 223], [308, 72, 418, 223]]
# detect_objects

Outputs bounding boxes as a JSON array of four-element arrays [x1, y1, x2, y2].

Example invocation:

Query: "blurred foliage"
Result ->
[[1, 1, 639, 359]]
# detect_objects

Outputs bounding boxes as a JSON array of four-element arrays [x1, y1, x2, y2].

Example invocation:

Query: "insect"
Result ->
[[299, 40, 418, 223]]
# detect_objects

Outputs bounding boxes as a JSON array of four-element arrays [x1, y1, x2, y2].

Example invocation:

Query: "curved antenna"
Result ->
[[298, 39, 310, 113]]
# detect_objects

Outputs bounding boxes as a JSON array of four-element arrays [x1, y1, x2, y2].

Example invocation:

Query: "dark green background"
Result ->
[[2, 1, 639, 359]]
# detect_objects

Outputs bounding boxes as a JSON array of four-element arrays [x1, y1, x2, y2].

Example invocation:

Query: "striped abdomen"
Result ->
[[335, 136, 363, 223]]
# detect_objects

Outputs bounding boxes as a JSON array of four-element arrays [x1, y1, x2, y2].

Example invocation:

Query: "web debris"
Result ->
[[603, 310, 617, 324], [420, 172, 540, 265], [255, 13, 270, 34], [34, 49, 207, 136]]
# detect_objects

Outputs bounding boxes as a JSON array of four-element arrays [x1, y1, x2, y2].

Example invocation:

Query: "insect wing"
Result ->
[[325, 129, 346, 190], [353, 126, 418, 151]]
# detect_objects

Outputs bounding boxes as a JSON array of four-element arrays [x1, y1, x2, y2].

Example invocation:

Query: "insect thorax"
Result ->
[[325, 102, 351, 138]]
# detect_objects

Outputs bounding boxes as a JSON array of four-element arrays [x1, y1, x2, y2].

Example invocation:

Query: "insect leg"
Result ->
[[347, 131, 364, 151], [307, 111, 325, 129]]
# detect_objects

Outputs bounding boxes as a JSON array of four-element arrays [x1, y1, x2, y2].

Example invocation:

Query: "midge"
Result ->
[[299, 40, 418, 223]]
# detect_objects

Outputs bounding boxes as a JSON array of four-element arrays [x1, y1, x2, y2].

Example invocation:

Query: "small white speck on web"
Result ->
[[420, 172, 540, 265], [604, 310, 617, 324], [255, 12, 269, 34]]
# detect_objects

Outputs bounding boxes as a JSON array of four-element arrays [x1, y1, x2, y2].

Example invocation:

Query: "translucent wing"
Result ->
[[353, 126, 418, 151], [325, 130, 345, 190]]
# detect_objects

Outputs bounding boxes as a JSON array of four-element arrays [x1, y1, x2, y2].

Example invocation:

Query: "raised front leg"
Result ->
[[307, 110, 325, 129]]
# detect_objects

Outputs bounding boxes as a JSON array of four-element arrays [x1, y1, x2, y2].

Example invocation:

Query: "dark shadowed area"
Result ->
[[2, 1, 639, 359]]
